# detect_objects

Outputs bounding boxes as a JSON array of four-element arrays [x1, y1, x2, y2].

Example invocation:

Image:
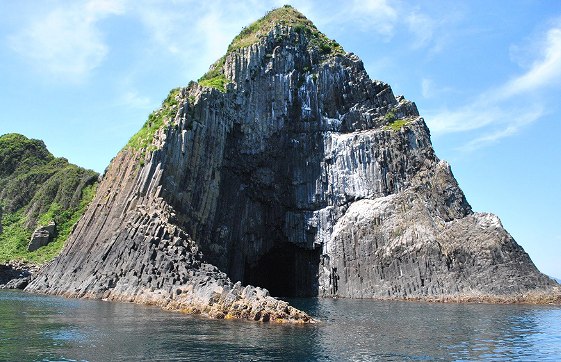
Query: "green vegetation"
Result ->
[[227, 5, 343, 54], [0, 183, 97, 264], [0, 134, 52, 179], [385, 119, 410, 131], [198, 5, 344, 91], [0, 212, 31, 263], [127, 87, 182, 153], [384, 111, 397, 123], [199, 73, 227, 92], [0, 133, 98, 264], [198, 57, 227, 92], [383, 111, 411, 131]]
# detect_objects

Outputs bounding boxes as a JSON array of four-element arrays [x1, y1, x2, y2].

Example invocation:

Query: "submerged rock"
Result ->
[[26, 6, 558, 320]]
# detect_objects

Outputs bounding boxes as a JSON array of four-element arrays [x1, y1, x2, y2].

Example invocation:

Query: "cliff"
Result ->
[[26, 6, 558, 321]]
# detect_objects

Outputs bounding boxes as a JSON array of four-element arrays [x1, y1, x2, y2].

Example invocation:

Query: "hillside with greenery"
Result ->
[[198, 5, 344, 91], [0, 133, 98, 264]]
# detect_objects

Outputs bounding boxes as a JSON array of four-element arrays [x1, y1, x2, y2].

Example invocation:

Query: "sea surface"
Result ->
[[1, 290, 560, 361]]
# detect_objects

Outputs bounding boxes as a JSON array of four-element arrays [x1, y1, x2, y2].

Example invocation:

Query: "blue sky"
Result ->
[[0, 0, 560, 279]]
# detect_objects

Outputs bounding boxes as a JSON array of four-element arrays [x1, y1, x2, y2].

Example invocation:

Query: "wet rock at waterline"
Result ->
[[0, 262, 37, 289]]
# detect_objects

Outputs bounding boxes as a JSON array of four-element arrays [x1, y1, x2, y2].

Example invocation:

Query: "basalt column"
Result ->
[[27, 6, 557, 318]]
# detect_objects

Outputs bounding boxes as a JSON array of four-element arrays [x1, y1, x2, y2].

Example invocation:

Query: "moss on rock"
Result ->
[[197, 5, 344, 92], [126, 87, 182, 155]]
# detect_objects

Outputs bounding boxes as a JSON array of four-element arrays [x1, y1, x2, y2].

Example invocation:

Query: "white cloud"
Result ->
[[321, 1, 462, 51], [131, 4, 187, 55], [499, 27, 561, 99], [425, 21, 561, 151], [405, 6, 465, 55], [420, 78, 459, 100], [195, 8, 237, 61], [428, 105, 501, 134], [85, 0, 124, 15], [348, 0, 398, 37], [122, 90, 151, 110], [421, 78, 434, 98], [8, 0, 124, 81], [406, 11, 434, 49], [427, 102, 544, 150], [458, 107, 544, 151], [127, 1, 272, 79]]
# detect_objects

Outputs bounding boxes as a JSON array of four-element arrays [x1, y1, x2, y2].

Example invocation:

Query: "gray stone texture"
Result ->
[[0, 262, 35, 289], [28, 221, 56, 251], [27, 23, 555, 318]]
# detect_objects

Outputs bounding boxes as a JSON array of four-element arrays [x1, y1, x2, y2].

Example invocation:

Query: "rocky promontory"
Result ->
[[26, 6, 558, 322]]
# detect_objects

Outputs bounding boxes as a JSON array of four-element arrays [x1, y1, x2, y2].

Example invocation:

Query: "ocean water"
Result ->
[[1, 290, 560, 361]]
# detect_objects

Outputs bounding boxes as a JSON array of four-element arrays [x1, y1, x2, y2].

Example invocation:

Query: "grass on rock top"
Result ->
[[198, 73, 227, 92], [226, 5, 343, 54], [198, 5, 344, 92], [126, 87, 182, 154], [383, 111, 411, 131], [385, 119, 410, 131]]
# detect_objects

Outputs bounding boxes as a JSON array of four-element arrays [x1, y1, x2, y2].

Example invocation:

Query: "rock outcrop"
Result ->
[[0, 262, 37, 289], [26, 6, 557, 320], [28, 222, 56, 251]]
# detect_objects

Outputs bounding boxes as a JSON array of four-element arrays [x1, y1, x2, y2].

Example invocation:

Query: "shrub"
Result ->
[[127, 87, 182, 153]]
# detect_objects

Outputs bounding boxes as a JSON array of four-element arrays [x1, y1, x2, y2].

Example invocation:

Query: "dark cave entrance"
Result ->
[[243, 243, 321, 298]]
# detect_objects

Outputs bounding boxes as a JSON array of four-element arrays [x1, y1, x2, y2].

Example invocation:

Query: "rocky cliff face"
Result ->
[[26, 6, 557, 320]]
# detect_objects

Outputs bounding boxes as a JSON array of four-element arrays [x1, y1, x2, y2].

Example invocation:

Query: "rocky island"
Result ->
[[21, 6, 559, 322]]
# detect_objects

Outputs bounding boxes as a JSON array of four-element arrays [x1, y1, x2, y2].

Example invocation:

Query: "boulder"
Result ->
[[28, 221, 56, 251]]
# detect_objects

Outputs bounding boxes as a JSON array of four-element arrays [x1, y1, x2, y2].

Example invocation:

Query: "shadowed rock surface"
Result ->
[[26, 6, 557, 321], [0, 262, 37, 289]]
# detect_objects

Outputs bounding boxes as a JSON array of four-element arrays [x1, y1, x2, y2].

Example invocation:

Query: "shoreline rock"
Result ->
[[29, 277, 316, 323], [0, 261, 38, 289], [370, 287, 561, 306]]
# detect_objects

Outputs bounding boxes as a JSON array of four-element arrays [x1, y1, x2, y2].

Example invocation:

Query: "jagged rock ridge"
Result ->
[[27, 6, 557, 321]]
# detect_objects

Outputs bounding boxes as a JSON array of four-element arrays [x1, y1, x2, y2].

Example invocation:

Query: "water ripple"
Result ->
[[1, 291, 560, 361]]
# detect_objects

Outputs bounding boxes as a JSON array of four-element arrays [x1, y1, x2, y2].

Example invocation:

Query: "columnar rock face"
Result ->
[[27, 6, 556, 319]]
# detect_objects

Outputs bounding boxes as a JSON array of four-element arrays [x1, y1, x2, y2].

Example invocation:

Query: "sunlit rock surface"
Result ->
[[27, 6, 557, 320]]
